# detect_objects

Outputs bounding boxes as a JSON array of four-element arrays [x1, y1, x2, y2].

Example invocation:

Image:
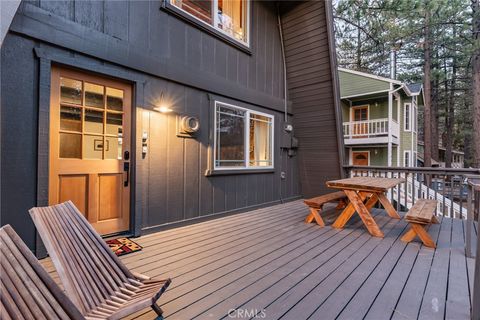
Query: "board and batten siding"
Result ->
[[280, 1, 343, 198], [10, 1, 287, 111], [1, 0, 318, 251]]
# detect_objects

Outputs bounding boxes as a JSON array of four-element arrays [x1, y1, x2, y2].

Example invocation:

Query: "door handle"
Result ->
[[124, 162, 130, 187]]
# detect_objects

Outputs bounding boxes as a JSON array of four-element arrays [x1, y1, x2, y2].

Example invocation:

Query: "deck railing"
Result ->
[[344, 166, 480, 251], [343, 118, 399, 139]]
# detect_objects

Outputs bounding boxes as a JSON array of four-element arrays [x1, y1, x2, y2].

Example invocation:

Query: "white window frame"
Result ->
[[412, 102, 417, 133], [170, 0, 250, 47], [213, 101, 274, 170], [404, 150, 411, 167], [404, 102, 411, 131]]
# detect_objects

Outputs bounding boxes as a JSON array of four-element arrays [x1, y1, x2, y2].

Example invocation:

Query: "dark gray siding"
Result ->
[[0, 34, 39, 247], [281, 1, 343, 198], [1, 0, 311, 250], [11, 1, 286, 110]]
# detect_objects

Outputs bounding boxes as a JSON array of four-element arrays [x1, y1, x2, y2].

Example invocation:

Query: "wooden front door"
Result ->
[[352, 151, 369, 166], [49, 67, 131, 235], [352, 106, 368, 137]]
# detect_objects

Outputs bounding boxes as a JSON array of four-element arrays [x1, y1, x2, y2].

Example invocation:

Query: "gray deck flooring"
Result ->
[[40, 200, 476, 320]]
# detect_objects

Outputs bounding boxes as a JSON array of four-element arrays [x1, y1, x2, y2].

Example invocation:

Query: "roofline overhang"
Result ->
[[341, 89, 390, 100], [338, 67, 403, 85]]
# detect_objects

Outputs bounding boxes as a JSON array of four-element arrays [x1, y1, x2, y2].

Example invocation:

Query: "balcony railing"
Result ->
[[343, 118, 399, 143]]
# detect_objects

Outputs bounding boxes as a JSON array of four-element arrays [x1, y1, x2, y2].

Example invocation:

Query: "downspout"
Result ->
[[325, 0, 346, 176], [388, 83, 393, 166], [277, 4, 288, 123]]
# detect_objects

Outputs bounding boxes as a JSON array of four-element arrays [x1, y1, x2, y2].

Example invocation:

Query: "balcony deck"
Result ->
[[41, 200, 476, 319]]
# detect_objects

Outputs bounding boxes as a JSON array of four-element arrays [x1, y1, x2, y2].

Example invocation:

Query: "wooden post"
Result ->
[[473, 224, 480, 320], [467, 183, 474, 258]]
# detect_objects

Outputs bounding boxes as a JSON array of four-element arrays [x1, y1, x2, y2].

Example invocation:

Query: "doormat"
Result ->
[[106, 237, 142, 256]]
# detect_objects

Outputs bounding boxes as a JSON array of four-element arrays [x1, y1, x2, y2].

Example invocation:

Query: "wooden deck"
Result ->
[[40, 200, 476, 319]]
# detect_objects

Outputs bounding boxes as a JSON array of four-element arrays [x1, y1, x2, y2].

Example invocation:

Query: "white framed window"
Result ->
[[404, 103, 411, 131], [413, 104, 417, 133], [214, 101, 273, 170], [170, 0, 250, 46], [404, 150, 411, 167]]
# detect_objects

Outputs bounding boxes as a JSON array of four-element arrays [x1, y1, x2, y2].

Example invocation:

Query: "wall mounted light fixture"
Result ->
[[153, 92, 173, 113]]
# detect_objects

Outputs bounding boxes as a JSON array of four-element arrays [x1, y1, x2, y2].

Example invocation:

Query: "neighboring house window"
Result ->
[[171, 0, 249, 45], [413, 104, 417, 133], [214, 101, 273, 169], [404, 103, 411, 131], [404, 150, 411, 167]]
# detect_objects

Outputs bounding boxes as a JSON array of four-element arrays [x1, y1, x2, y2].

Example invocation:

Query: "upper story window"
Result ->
[[171, 0, 249, 45], [214, 101, 273, 170], [404, 103, 411, 131]]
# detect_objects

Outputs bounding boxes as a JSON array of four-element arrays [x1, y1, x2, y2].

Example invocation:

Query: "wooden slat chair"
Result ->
[[303, 191, 348, 226], [29, 201, 171, 320], [0, 224, 85, 320], [401, 199, 439, 248]]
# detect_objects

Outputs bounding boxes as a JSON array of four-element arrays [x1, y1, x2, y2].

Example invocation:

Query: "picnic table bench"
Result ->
[[401, 199, 439, 248], [304, 191, 348, 226]]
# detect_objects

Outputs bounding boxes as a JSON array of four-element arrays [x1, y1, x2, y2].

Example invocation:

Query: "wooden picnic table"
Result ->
[[326, 176, 405, 238]]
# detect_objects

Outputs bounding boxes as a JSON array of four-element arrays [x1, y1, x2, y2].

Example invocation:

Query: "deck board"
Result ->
[[39, 200, 474, 320]]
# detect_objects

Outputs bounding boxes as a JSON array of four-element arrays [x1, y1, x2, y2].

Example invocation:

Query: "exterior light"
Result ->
[[155, 106, 173, 113], [153, 92, 173, 113]]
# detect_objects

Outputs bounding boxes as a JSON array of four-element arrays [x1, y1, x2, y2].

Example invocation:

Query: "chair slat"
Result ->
[[0, 225, 84, 320], [1, 235, 66, 320]]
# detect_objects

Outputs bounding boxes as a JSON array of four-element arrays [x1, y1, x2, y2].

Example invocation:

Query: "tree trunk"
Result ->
[[356, 20, 362, 70], [445, 26, 457, 168], [431, 77, 439, 161], [423, 9, 433, 167], [473, 0, 480, 168]]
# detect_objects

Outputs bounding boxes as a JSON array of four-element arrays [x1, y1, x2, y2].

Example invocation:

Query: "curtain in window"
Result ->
[[219, 0, 244, 41], [250, 116, 271, 167]]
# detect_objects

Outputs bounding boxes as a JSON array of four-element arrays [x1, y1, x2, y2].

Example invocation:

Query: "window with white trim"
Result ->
[[413, 104, 417, 133], [404, 150, 411, 167], [404, 103, 411, 131], [170, 0, 249, 45], [214, 101, 273, 169]]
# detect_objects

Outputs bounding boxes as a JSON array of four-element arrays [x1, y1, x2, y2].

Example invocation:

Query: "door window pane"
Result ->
[[105, 136, 122, 160], [60, 106, 82, 132], [107, 87, 124, 111], [84, 109, 104, 134], [85, 83, 104, 108], [106, 113, 123, 135], [216, 104, 245, 167], [60, 78, 82, 105], [249, 113, 272, 167], [60, 133, 81, 158], [84, 135, 103, 159]]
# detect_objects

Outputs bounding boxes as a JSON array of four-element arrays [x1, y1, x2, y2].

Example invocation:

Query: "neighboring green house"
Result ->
[[339, 68, 423, 167]]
